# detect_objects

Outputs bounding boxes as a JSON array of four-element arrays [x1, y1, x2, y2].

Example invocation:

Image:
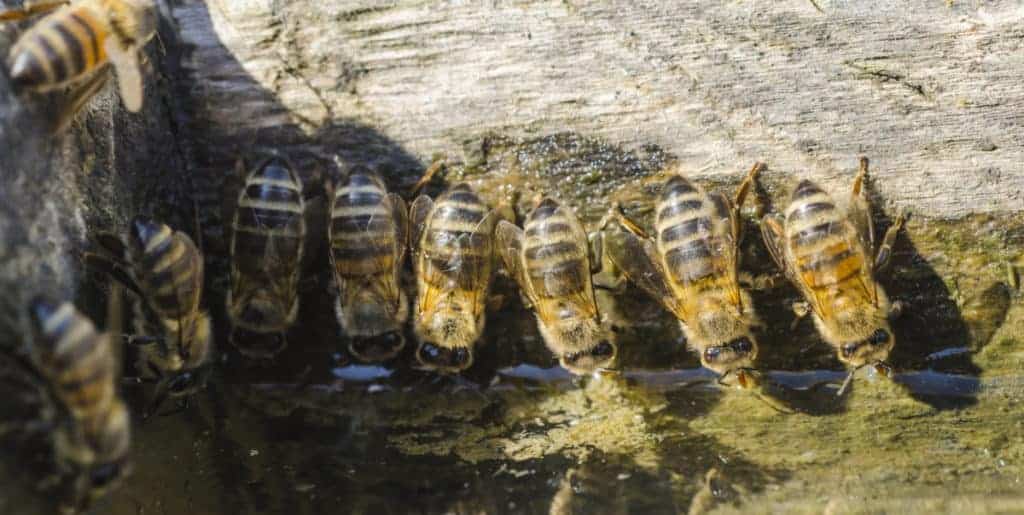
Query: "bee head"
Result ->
[[28, 296, 64, 340], [228, 326, 287, 359], [164, 366, 211, 398], [415, 342, 473, 373], [128, 216, 168, 257], [350, 331, 406, 363], [839, 327, 894, 367], [701, 335, 758, 375], [559, 340, 617, 375]]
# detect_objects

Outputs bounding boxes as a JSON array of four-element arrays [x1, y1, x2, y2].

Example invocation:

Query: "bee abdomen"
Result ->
[[234, 161, 304, 242], [419, 184, 493, 289], [9, 8, 106, 89], [29, 300, 116, 417], [129, 219, 203, 318]]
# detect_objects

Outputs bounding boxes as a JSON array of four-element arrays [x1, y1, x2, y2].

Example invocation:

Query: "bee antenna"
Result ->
[[836, 367, 858, 397], [144, 380, 170, 421]]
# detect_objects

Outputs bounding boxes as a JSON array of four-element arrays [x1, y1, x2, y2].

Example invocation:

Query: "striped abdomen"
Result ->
[[126, 217, 209, 369], [8, 4, 109, 90], [522, 198, 592, 301], [28, 299, 130, 465], [419, 183, 493, 294], [229, 157, 305, 330], [231, 157, 305, 276], [127, 218, 203, 323], [784, 180, 867, 291], [331, 170, 399, 279], [655, 175, 732, 292]]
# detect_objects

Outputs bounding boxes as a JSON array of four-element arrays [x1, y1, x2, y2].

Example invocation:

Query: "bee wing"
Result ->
[[104, 39, 144, 112], [51, 71, 110, 133], [557, 204, 601, 319], [710, 192, 745, 313], [389, 193, 409, 259], [761, 214, 825, 316], [495, 220, 533, 304], [604, 229, 684, 318], [848, 183, 876, 260], [468, 210, 501, 318], [409, 195, 434, 256]]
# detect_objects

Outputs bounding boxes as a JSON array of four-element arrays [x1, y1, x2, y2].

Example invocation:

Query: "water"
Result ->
[[3, 132, 1023, 514]]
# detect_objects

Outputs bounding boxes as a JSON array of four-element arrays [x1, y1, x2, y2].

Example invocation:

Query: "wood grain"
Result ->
[[168, 0, 1024, 217]]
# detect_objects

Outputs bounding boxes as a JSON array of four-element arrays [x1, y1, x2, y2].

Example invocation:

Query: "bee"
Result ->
[[1, 0, 157, 128], [227, 155, 307, 358], [326, 165, 409, 362], [603, 164, 763, 384], [496, 197, 615, 374], [85, 217, 212, 414], [409, 183, 500, 373], [761, 157, 905, 375], [26, 294, 131, 512]]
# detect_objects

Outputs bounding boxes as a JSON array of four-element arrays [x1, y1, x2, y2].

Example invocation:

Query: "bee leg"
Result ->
[[599, 201, 648, 239], [587, 230, 604, 275], [409, 157, 447, 196], [790, 301, 810, 330], [124, 335, 162, 346], [873, 210, 907, 273], [732, 162, 766, 212], [0, 0, 67, 21]]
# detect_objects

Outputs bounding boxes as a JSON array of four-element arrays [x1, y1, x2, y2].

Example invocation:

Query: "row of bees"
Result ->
[[14, 151, 906, 511], [2, 1, 904, 511]]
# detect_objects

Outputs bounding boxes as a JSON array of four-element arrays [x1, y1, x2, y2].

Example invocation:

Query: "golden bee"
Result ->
[[761, 157, 905, 373], [603, 164, 763, 384], [227, 155, 307, 358], [85, 217, 212, 413], [326, 165, 409, 362], [496, 197, 616, 374], [409, 183, 500, 373], [27, 294, 131, 512], [2, 0, 157, 129]]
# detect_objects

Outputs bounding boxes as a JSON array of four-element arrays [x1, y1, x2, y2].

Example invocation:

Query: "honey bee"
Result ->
[[27, 294, 131, 512], [1, 0, 157, 129], [326, 165, 409, 362], [603, 164, 763, 384], [761, 157, 905, 376], [409, 183, 500, 373], [227, 155, 307, 358], [85, 217, 212, 414], [496, 197, 616, 374]]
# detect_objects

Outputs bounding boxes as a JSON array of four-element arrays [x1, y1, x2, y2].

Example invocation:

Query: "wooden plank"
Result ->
[[169, 0, 1024, 217]]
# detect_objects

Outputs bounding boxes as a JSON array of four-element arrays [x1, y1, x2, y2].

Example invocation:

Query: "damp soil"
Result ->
[[4, 132, 1024, 514]]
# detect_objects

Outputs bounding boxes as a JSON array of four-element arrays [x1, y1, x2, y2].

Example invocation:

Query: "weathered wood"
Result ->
[[0, 13, 184, 349], [168, 0, 1024, 217]]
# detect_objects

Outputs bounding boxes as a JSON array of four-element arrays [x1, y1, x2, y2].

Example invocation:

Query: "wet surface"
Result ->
[[4, 2, 1024, 512]]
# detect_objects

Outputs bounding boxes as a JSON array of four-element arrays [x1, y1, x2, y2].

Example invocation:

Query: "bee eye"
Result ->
[[868, 329, 890, 346], [416, 343, 472, 371], [703, 346, 723, 363], [728, 337, 753, 354], [591, 341, 615, 359], [841, 343, 860, 358], [350, 331, 406, 361]]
